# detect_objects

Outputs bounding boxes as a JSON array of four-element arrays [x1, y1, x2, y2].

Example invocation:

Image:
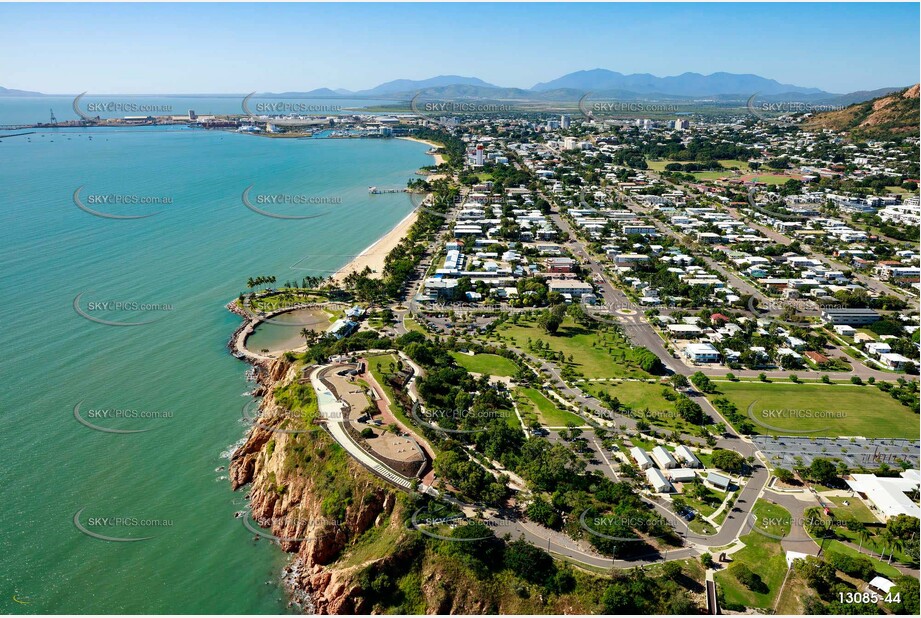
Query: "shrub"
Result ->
[[826, 551, 876, 581], [731, 563, 768, 593]]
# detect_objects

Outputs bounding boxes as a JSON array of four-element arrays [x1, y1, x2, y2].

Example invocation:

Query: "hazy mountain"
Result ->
[[272, 88, 343, 98], [5, 74, 904, 108], [0, 86, 44, 97], [823, 87, 904, 106], [531, 69, 827, 96], [355, 75, 499, 96]]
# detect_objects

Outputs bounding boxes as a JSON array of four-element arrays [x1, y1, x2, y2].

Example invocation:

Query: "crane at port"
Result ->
[[49, 108, 57, 125]]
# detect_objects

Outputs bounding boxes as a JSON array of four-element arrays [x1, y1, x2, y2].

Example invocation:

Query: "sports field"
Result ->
[[714, 381, 918, 438]]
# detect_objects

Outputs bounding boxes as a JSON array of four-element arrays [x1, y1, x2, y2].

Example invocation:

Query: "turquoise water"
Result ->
[[0, 126, 428, 613]]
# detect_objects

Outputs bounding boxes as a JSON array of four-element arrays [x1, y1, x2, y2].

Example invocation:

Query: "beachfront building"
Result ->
[[328, 319, 359, 340]]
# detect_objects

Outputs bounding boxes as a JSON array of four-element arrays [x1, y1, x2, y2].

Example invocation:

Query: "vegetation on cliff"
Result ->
[[802, 84, 920, 139], [236, 355, 703, 613]]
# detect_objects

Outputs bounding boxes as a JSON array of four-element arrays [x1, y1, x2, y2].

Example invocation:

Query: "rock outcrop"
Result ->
[[229, 358, 403, 614]]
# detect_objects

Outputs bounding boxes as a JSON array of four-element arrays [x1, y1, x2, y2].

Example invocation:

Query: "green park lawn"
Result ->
[[713, 381, 919, 439], [645, 158, 750, 173], [587, 381, 698, 433], [715, 500, 792, 609], [718, 159, 752, 170], [690, 171, 733, 181], [823, 495, 878, 525], [404, 317, 428, 335], [515, 387, 584, 427], [743, 173, 793, 185], [450, 352, 519, 377], [588, 380, 671, 411], [493, 316, 651, 379]]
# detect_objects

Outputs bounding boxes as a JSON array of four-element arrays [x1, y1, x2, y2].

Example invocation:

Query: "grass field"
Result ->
[[741, 173, 794, 185], [404, 318, 428, 335], [450, 352, 519, 377], [586, 381, 701, 432], [689, 170, 733, 181], [645, 158, 751, 173], [824, 495, 878, 525], [493, 316, 651, 379], [713, 381, 919, 439], [718, 159, 752, 171], [715, 500, 791, 609], [515, 387, 584, 427]]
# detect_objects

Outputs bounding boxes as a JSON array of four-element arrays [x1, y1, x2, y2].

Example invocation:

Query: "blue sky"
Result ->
[[0, 2, 917, 94]]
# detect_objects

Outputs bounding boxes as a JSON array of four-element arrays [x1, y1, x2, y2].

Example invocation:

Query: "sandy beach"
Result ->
[[398, 136, 447, 166], [330, 208, 419, 283], [331, 138, 444, 284]]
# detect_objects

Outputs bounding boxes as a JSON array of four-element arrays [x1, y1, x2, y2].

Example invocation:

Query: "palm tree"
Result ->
[[887, 535, 904, 564], [857, 526, 871, 551], [878, 529, 895, 561]]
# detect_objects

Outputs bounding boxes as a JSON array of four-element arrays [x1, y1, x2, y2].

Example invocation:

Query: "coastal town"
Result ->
[[5, 3, 920, 617], [229, 87, 921, 615]]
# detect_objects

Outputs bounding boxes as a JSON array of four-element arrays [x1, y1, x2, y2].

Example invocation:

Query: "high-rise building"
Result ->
[[560, 114, 571, 129], [675, 118, 690, 130], [473, 144, 485, 166]]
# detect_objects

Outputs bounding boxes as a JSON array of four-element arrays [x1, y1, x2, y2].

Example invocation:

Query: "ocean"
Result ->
[[0, 123, 429, 613]]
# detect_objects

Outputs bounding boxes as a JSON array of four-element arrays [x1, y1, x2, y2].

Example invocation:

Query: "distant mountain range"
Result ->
[[0, 86, 43, 97], [531, 69, 825, 96], [2, 70, 908, 105]]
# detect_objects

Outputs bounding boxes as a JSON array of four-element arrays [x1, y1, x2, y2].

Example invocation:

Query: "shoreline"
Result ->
[[330, 207, 418, 283], [330, 137, 443, 283], [397, 136, 447, 166]]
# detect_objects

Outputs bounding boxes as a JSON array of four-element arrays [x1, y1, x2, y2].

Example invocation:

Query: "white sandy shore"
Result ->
[[331, 208, 419, 283], [331, 138, 443, 284], [398, 136, 447, 166]]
